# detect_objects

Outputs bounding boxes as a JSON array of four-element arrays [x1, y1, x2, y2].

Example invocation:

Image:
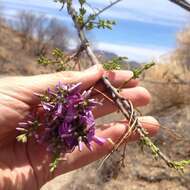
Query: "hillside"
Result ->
[[0, 22, 58, 75], [0, 22, 140, 76]]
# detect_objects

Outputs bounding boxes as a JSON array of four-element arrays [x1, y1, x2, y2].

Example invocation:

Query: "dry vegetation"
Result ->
[[141, 62, 190, 114], [15, 11, 69, 56], [0, 10, 190, 190], [140, 27, 190, 114], [0, 12, 70, 75], [0, 23, 39, 75]]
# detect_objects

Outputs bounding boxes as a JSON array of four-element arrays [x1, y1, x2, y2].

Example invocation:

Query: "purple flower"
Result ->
[[42, 102, 54, 112], [17, 82, 105, 159], [55, 103, 63, 116]]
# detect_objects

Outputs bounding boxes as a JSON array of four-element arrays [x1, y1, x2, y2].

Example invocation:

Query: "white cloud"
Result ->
[[2, 0, 60, 10], [97, 42, 171, 62], [1, 0, 186, 62], [89, 0, 189, 26], [2, 0, 189, 26], [2, 4, 71, 23]]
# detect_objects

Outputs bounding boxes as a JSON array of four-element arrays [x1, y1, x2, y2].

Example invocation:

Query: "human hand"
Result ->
[[0, 65, 159, 190]]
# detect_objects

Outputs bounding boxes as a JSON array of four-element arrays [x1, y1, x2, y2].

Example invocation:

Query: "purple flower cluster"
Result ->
[[17, 82, 105, 156]]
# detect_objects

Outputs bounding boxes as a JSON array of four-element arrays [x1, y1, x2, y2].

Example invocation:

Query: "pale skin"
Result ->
[[0, 65, 159, 190]]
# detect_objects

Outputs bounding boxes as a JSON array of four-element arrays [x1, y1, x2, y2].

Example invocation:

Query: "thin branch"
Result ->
[[85, 2, 100, 14], [93, 88, 115, 104], [82, 0, 123, 27], [169, 0, 190, 12]]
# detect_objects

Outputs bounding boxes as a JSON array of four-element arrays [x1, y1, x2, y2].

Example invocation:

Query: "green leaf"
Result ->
[[172, 160, 190, 170], [79, 7, 86, 16], [38, 56, 51, 66], [97, 19, 116, 30], [16, 134, 27, 143], [49, 153, 61, 172], [87, 14, 96, 21], [77, 15, 84, 26], [103, 56, 127, 70], [132, 62, 155, 79], [86, 22, 94, 30], [52, 48, 64, 59], [79, 0, 86, 5]]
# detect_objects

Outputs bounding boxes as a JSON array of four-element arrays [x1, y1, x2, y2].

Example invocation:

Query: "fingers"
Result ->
[[93, 86, 151, 118], [29, 64, 104, 92], [0, 66, 139, 107], [54, 116, 159, 175], [92, 70, 138, 95], [0, 65, 104, 105], [104, 70, 138, 88]]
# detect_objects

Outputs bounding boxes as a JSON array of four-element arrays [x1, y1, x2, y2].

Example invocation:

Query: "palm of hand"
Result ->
[[0, 67, 158, 190], [0, 80, 56, 189]]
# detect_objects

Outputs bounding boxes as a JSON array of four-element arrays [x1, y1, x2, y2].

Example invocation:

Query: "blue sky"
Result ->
[[1, 0, 190, 62]]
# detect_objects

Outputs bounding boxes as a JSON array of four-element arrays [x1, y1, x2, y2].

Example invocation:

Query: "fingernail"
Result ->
[[85, 64, 102, 72], [128, 71, 134, 78], [138, 116, 159, 126]]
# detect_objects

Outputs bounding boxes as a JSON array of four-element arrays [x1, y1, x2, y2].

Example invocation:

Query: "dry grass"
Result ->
[[141, 61, 190, 114], [171, 26, 190, 68], [0, 23, 57, 75], [141, 26, 190, 114]]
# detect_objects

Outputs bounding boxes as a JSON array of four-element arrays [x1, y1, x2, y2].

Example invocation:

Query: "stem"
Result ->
[[65, 1, 178, 168], [82, 0, 123, 28]]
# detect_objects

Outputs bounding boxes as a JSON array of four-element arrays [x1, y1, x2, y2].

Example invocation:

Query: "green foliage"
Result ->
[[52, 48, 64, 59], [132, 62, 155, 79], [79, 0, 86, 6], [16, 120, 41, 143], [85, 14, 96, 30], [49, 154, 60, 172], [97, 19, 116, 29], [76, 0, 86, 27], [86, 18, 116, 30], [16, 133, 28, 143], [53, 0, 116, 30], [79, 7, 86, 16], [38, 56, 51, 66], [139, 134, 190, 170], [103, 56, 127, 70], [120, 62, 155, 88], [38, 48, 72, 71], [86, 21, 94, 30], [172, 160, 190, 170], [139, 136, 159, 159]]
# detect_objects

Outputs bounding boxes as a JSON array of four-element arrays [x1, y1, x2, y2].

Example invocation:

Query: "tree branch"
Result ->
[[66, 0, 177, 169], [169, 0, 190, 12], [82, 0, 123, 28]]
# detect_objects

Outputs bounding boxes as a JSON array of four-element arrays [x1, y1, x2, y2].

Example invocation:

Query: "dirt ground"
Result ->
[[42, 105, 190, 190]]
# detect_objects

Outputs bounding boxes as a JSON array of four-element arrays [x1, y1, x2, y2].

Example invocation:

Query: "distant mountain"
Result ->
[[94, 49, 140, 70], [94, 50, 118, 59]]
